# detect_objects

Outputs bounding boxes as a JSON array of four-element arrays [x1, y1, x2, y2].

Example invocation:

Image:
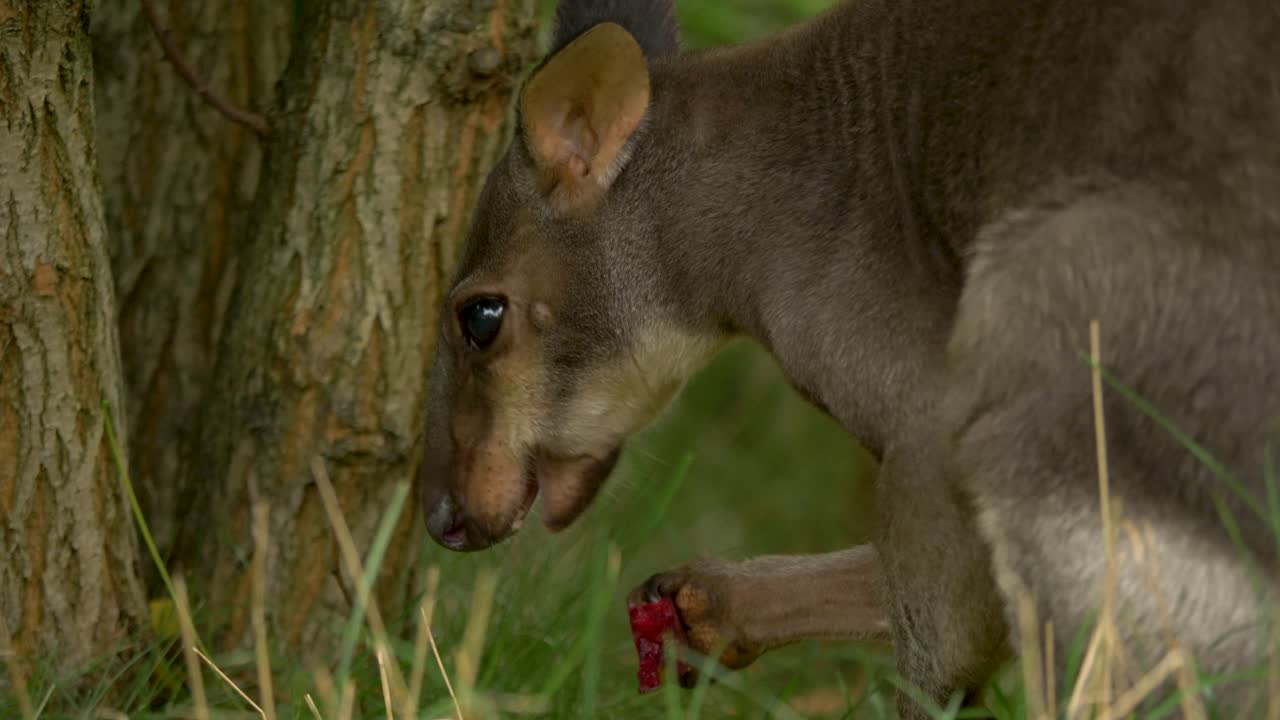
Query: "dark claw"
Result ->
[[642, 574, 663, 603], [627, 574, 662, 606], [629, 571, 684, 606]]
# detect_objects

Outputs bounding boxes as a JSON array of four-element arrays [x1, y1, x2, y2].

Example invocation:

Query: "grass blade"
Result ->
[[333, 480, 411, 686]]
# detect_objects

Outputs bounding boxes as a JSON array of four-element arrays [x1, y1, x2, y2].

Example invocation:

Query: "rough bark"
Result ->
[[91, 0, 290, 565], [0, 0, 147, 672], [182, 0, 538, 653]]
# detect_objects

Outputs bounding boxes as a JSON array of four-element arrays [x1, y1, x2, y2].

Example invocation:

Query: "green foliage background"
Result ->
[[538, 0, 836, 48]]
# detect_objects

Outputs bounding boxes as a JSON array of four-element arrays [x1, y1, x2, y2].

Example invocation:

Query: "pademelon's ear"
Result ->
[[520, 22, 650, 212]]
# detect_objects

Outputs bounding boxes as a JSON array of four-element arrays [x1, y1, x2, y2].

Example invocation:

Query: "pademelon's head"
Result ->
[[420, 1, 719, 551]]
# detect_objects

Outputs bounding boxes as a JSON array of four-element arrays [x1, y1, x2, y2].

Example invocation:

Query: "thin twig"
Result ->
[[139, 0, 270, 137]]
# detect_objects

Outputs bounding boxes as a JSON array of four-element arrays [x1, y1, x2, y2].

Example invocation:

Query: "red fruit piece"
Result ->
[[628, 597, 691, 693]]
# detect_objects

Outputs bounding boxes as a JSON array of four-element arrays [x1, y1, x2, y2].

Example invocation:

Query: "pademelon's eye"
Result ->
[[459, 298, 505, 350]]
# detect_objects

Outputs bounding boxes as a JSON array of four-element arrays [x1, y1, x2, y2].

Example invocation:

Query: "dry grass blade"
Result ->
[[1173, 653, 1208, 720], [252, 500, 277, 720], [1123, 521, 1207, 720], [340, 678, 356, 720], [427, 607, 466, 720], [194, 648, 265, 718], [489, 692, 552, 714], [173, 576, 210, 720], [1067, 622, 1105, 719], [304, 693, 324, 720], [312, 666, 338, 718], [405, 566, 442, 718], [1103, 650, 1184, 720], [457, 570, 499, 693], [1016, 587, 1048, 719], [310, 458, 410, 707], [1045, 620, 1057, 720], [377, 647, 395, 720], [1090, 319, 1118, 713]]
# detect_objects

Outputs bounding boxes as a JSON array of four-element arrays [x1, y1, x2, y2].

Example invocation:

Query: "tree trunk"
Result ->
[[182, 0, 537, 653], [91, 0, 290, 569], [0, 0, 147, 673]]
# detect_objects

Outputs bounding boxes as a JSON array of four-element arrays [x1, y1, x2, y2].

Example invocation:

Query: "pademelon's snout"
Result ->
[[421, 441, 622, 553], [422, 478, 539, 552], [421, 442, 538, 552]]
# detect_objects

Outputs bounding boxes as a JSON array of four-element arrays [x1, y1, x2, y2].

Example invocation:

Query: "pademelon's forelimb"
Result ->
[[630, 546, 890, 686]]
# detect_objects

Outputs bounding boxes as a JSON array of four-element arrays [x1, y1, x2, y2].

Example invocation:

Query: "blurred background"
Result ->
[[537, 0, 840, 48]]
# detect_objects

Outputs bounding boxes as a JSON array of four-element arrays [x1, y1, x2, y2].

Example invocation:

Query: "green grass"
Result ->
[[536, 0, 838, 50], [19, 337, 1269, 719], [4, 341, 895, 720], [400, 340, 889, 719]]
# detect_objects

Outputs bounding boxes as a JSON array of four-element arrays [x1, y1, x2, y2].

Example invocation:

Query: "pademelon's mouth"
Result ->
[[510, 466, 540, 532], [537, 447, 621, 532], [441, 447, 620, 549]]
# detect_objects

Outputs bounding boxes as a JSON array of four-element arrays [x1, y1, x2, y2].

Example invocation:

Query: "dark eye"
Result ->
[[459, 298, 505, 349]]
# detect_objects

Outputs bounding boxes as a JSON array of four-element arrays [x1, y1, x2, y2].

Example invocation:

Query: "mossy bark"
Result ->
[[0, 0, 147, 672], [181, 0, 538, 654]]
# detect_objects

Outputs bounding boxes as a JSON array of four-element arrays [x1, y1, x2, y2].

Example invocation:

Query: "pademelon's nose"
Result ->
[[424, 493, 495, 552]]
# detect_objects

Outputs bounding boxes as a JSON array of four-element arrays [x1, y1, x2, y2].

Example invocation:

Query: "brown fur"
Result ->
[[630, 546, 889, 683], [421, 0, 1280, 715]]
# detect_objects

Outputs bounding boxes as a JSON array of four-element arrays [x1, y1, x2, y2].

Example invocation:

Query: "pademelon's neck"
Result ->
[[632, 3, 965, 458]]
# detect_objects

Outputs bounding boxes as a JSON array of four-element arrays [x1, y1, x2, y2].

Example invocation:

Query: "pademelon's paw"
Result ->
[[628, 558, 763, 687]]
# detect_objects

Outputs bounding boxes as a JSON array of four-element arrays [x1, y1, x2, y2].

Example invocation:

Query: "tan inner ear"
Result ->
[[521, 22, 651, 208]]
